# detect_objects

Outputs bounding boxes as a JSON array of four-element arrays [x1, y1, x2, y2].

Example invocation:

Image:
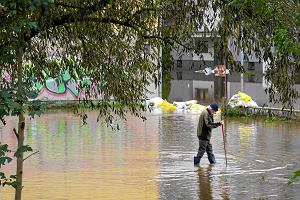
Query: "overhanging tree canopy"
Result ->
[[0, 0, 213, 121], [1, 1, 300, 199], [214, 0, 300, 108], [1, 0, 299, 111]]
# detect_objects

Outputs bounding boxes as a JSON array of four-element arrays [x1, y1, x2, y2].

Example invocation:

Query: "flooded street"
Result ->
[[0, 111, 299, 199]]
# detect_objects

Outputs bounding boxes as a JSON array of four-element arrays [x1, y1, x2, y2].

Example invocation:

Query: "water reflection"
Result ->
[[197, 166, 213, 200], [0, 112, 299, 199], [0, 112, 160, 200]]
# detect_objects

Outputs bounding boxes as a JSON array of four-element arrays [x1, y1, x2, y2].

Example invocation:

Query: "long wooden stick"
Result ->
[[221, 124, 228, 166]]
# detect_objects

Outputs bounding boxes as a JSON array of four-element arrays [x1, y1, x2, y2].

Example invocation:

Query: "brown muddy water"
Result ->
[[0, 111, 299, 200]]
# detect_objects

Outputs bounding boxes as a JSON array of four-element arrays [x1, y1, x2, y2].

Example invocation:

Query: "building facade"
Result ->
[[167, 35, 300, 109]]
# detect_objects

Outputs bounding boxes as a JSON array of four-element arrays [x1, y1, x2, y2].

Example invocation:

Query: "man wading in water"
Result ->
[[194, 103, 224, 165]]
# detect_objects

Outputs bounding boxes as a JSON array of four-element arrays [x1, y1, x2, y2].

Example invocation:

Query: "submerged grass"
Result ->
[[223, 106, 299, 123]]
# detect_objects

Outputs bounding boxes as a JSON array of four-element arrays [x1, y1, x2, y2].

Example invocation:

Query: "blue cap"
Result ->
[[210, 103, 219, 111]]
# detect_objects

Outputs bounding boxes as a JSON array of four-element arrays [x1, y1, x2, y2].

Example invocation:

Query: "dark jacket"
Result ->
[[197, 109, 221, 141]]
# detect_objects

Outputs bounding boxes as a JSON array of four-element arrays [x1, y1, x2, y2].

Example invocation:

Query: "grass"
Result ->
[[224, 106, 251, 117], [223, 106, 299, 123]]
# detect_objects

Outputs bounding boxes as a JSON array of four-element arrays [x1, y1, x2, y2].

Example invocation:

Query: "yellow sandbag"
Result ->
[[238, 91, 252, 102], [157, 100, 177, 111]]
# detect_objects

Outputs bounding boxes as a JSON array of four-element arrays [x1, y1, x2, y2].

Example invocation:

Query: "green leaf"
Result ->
[[10, 9, 17, 15], [288, 169, 300, 185], [0, 144, 9, 153], [28, 22, 38, 29], [10, 175, 17, 179], [26, 91, 38, 99], [5, 181, 19, 188], [14, 145, 33, 158], [0, 157, 13, 167], [29, 5, 36, 12], [0, 172, 6, 179]]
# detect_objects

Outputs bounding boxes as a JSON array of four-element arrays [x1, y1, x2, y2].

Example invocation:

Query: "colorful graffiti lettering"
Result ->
[[35, 70, 98, 100], [2, 70, 97, 100], [37, 70, 80, 98]]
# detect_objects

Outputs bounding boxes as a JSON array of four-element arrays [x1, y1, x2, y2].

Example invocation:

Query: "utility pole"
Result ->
[[158, 46, 162, 97], [157, 10, 163, 98], [240, 50, 244, 92], [240, 24, 244, 92]]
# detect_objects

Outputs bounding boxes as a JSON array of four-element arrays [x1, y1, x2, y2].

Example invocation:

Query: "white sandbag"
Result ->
[[173, 101, 186, 109], [228, 93, 258, 108], [228, 94, 242, 108], [190, 104, 206, 111], [185, 100, 198, 106], [148, 97, 164, 107], [245, 101, 259, 108]]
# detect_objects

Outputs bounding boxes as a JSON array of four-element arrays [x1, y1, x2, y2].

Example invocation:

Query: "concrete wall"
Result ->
[[229, 82, 269, 106], [192, 80, 214, 103], [168, 80, 193, 102], [168, 80, 215, 103], [167, 79, 300, 109]]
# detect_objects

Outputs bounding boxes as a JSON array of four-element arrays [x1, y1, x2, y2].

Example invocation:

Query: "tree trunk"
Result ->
[[15, 47, 25, 200]]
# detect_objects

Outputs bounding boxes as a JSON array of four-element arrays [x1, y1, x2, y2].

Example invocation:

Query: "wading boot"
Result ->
[[194, 156, 200, 165], [208, 154, 216, 165]]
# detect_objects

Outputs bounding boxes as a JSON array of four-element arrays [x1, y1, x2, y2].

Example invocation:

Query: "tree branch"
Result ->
[[0, 117, 6, 125], [54, 2, 82, 9], [125, 8, 157, 23], [28, 0, 111, 40], [23, 151, 39, 162], [81, 17, 135, 28], [73, 17, 192, 51], [52, 0, 111, 27], [27, 1, 193, 54], [13, 128, 19, 139]]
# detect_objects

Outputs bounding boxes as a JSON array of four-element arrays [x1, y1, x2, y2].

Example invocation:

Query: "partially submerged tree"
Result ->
[[0, 0, 210, 199]]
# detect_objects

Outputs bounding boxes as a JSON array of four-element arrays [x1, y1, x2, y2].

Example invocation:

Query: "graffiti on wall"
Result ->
[[2, 70, 97, 101], [35, 70, 98, 100], [35, 70, 81, 100]]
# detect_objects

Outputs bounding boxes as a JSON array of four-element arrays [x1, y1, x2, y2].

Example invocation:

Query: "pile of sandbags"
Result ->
[[147, 93, 258, 113], [147, 97, 208, 113], [189, 104, 207, 112], [228, 92, 258, 108], [157, 100, 177, 111], [173, 101, 186, 109], [147, 97, 164, 107]]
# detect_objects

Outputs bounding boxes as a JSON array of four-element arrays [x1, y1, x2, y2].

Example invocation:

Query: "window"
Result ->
[[190, 62, 195, 70], [247, 62, 255, 82], [177, 60, 182, 68], [195, 88, 208, 101], [248, 62, 255, 70], [248, 75, 255, 82], [176, 72, 182, 80]]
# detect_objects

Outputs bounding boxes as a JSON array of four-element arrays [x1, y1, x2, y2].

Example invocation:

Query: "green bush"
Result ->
[[224, 106, 251, 117]]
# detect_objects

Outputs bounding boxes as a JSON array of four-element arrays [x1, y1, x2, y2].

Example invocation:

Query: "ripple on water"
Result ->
[[1, 112, 300, 200]]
